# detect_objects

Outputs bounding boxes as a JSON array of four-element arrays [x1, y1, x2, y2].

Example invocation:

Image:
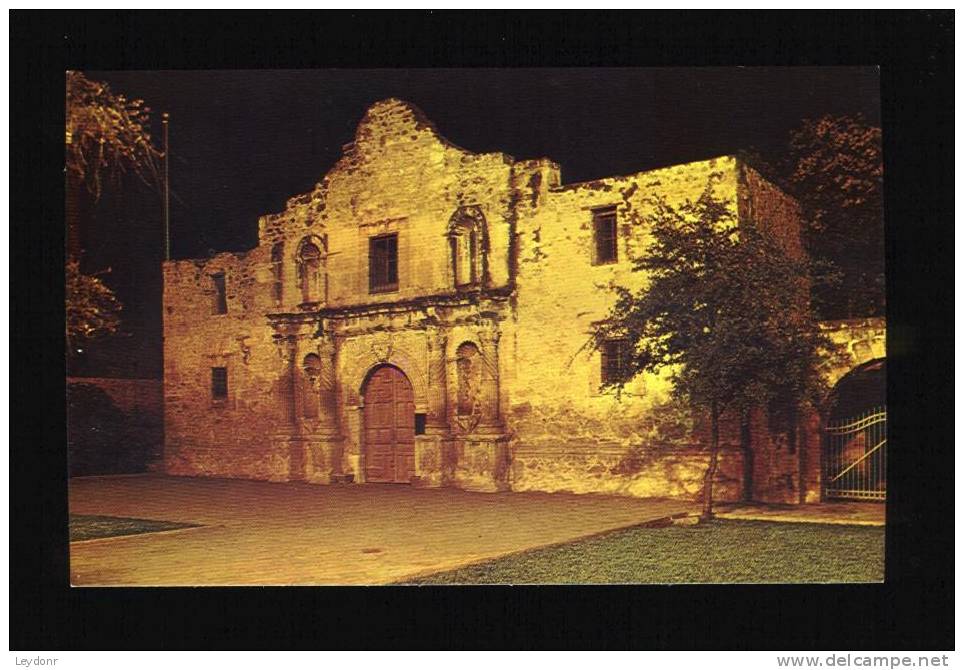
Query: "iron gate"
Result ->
[[824, 406, 887, 501]]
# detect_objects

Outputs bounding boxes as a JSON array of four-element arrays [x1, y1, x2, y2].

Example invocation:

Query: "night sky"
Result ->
[[73, 67, 880, 378]]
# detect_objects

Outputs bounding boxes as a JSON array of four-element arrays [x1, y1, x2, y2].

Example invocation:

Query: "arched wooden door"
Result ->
[[363, 365, 416, 483]]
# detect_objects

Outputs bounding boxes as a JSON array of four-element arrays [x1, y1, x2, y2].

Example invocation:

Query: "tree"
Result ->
[[66, 70, 161, 201], [66, 260, 122, 348], [593, 187, 829, 520], [65, 71, 161, 346], [787, 115, 883, 319]]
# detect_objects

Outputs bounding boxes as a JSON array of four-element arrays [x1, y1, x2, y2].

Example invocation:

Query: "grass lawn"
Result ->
[[69, 514, 200, 542], [402, 519, 884, 584]]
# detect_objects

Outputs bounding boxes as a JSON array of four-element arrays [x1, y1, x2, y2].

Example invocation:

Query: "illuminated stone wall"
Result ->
[[162, 250, 291, 480], [163, 98, 825, 503], [821, 318, 887, 386]]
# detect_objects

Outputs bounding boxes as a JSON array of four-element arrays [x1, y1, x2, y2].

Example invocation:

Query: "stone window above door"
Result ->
[[369, 233, 399, 293]]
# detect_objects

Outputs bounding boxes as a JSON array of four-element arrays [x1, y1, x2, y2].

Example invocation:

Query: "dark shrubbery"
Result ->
[[67, 383, 159, 476]]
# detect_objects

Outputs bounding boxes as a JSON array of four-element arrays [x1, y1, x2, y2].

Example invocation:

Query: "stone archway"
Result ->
[[346, 342, 430, 413], [826, 358, 886, 421], [361, 364, 416, 483], [820, 317, 886, 387]]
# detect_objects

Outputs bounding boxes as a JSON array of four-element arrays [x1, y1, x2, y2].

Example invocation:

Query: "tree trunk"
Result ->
[[702, 401, 720, 521], [740, 409, 753, 502]]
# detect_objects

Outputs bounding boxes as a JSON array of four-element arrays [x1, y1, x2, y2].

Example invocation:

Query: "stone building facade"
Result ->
[[162, 99, 882, 504]]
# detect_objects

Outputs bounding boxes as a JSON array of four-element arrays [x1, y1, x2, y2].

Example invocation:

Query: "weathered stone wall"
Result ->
[[739, 163, 807, 260], [162, 99, 537, 486], [505, 157, 748, 501], [738, 163, 819, 503], [162, 98, 834, 504], [254, 99, 539, 310], [162, 249, 291, 480], [821, 318, 887, 386]]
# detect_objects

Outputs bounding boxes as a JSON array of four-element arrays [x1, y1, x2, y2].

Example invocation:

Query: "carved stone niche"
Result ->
[[454, 341, 484, 434], [301, 353, 322, 419], [447, 206, 489, 289], [296, 235, 326, 307]]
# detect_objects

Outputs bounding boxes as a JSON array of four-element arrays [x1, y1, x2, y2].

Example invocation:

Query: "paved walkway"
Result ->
[[68, 475, 698, 586], [715, 501, 885, 526]]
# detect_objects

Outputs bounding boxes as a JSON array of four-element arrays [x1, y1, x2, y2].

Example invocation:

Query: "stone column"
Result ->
[[414, 327, 450, 488], [301, 327, 343, 484], [274, 320, 344, 485], [289, 327, 317, 425], [282, 334, 299, 426], [316, 330, 341, 438], [425, 328, 449, 435], [281, 332, 306, 481], [476, 326, 504, 434]]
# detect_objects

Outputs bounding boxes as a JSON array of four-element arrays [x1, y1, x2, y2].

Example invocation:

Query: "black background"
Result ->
[[12, 10, 954, 649]]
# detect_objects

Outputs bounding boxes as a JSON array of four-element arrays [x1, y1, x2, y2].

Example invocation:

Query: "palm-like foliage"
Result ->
[[66, 70, 162, 200], [65, 71, 161, 344]]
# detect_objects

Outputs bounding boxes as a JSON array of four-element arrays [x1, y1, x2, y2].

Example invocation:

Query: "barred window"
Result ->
[[369, 234, 398, 293], [211, 367, 228, 400], [600, 339, 631, 385], [592, 207, 618, 265]]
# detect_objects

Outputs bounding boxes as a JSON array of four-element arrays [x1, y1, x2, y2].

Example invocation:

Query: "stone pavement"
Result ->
[[68, 474, 699, 586], [715, 501, 885, 526]]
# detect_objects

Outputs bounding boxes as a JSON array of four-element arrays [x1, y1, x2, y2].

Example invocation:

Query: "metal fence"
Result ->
[[824, 406, 887, 501]]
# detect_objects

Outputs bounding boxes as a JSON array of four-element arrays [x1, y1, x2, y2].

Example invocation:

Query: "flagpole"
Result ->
[[162, 112, 170, 261]]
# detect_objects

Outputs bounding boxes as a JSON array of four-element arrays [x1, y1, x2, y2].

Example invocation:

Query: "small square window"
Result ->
[[212, 273, 228, 314], [600, 339, 631, 385], [369, 234, 399, 293], [211, 367, 228, 400], [414, 413, 427, 435], [592, 207, 618, 265]]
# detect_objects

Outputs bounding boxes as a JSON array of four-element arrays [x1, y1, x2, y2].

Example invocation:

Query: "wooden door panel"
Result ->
[[364, 365, 416, 484], [367, 454, 390, 482], [396, 454, 415, 483]]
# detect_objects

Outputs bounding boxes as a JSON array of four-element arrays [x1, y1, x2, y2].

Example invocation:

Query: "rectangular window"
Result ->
[[414, 413, 427, 436], [211, 367, 228, 400], [369, 234, 398, 293], [212, 273, 228, 314], [592, 207, 618, 265], [600, 339, 630, 385]]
